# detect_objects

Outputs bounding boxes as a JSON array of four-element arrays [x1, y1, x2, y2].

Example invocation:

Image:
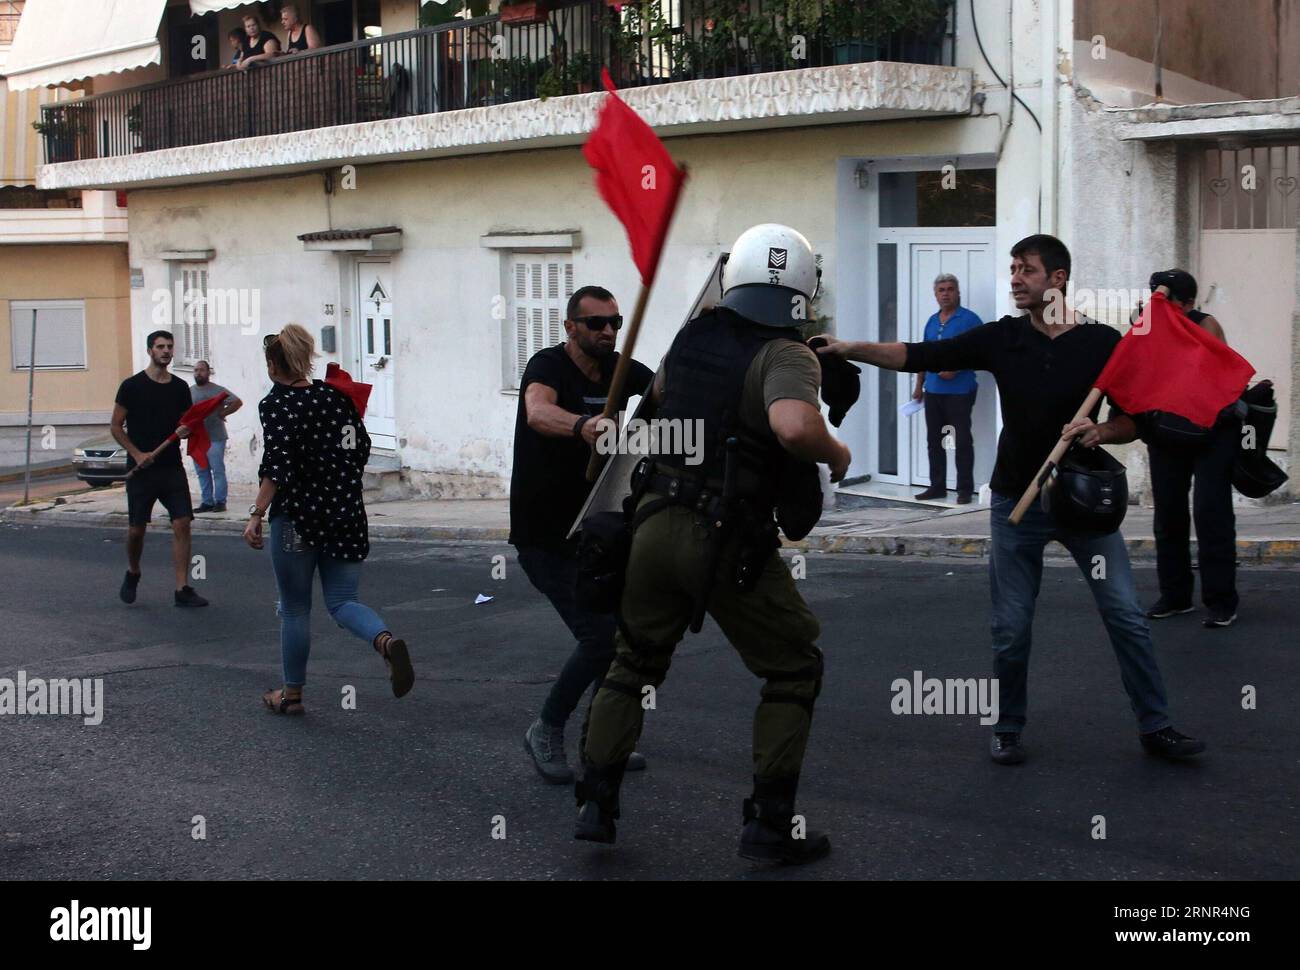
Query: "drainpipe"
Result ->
[[1039, 0, 1062, 236]]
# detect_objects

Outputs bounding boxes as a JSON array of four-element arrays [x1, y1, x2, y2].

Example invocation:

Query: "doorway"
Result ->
[[316, 0, 355, 46], [871, 232, 997, 490], [166, 7, 218, 76], [834, 161, 999, 499], [354, 260, 397, 451]]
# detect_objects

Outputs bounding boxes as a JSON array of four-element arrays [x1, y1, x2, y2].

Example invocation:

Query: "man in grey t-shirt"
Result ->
[[190, 360, 242, 512]]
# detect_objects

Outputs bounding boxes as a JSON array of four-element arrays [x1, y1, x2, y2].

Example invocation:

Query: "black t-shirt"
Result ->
[[509, 345, 653, 548], [114, 371, 193, 469], [243, 31, 278, 56], [904, 315, 1123, 497]]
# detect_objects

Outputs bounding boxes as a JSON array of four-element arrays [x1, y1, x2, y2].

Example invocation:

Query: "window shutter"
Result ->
[[507, 251, 575, 388], [175, 263, 211, 365], [10, 302, 86, 369]]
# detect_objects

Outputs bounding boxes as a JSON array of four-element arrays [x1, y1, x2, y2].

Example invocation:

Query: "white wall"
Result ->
[[124, 105, 1046, 495]]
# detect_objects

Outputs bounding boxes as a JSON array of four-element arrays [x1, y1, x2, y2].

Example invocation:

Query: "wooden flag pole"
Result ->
[[585, 282, 651, 482], [1007, 387, 1102, 525], [124, 437, 177, 480], [1007, 285, 1170, 525]]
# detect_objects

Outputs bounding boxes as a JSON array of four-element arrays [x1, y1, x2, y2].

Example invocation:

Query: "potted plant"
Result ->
[[738, 6, 790, 74], [826, 0, 948, 65], [615, 0, 679, 84], [32, 114, 82, 164], [568, 50, 596, 93], [783, 0, 829, 67], [499, 0, 550, 26]]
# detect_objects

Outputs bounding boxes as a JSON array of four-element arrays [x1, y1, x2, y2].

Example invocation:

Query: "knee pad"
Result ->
[[757, 654, 824, 716]]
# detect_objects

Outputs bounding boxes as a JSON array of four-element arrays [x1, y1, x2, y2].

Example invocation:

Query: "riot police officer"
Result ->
[[575, 225, 851, 865]]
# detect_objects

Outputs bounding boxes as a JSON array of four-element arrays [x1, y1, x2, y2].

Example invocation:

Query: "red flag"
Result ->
[[324, 362, 372, 419], [1094, 291, 1254, 429], [179, 391, 228, 469], [583, 69, 685, 287]]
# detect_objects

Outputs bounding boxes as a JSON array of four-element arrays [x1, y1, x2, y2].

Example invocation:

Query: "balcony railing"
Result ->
[[37, 0, 955, 165]]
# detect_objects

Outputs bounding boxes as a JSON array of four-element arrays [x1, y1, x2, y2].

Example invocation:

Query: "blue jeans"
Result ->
[[269, 516, 388, 687], [194, 440, 228, 506], [516, 544, 617, 728], [989, 493, 1170, 734]]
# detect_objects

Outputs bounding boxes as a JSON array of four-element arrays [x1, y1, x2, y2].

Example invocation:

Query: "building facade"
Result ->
[[8, 0, 1297, 502], [1, 0, 131, 468]]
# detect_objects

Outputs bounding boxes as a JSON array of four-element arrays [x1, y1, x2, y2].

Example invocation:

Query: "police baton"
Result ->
[[690, 437, 738, 634]]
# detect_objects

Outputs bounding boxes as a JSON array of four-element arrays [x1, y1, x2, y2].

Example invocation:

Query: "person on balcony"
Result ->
[[279, 3, 323, 54], [236, 13, 281, 70], [223, 28, 246, 69]]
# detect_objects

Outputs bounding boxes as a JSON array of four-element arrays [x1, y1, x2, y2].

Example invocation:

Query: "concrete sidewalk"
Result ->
[[6, 482, 1300, 562]]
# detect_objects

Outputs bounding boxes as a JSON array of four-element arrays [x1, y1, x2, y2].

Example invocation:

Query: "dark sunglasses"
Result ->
[[573, 314, 623, 332], [262, 332, 279, 347]]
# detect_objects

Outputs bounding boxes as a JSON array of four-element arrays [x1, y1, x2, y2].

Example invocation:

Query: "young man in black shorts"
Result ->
[[111, 330, 208, 607]]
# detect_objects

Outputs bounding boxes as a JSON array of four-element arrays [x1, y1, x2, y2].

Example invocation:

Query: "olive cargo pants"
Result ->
[[582, 501, 824, 781]]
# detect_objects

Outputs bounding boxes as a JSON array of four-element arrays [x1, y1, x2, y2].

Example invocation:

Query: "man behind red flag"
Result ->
[[111, 329, 209, 608], [582, 68, 685, 287], [1092, 287, 1253, 429], [1087, 271, 1251, 628]]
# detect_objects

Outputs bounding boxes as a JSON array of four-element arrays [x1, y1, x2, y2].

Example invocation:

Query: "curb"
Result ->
[[5, 504, 1299, 563], [0, 462, 74, 484]]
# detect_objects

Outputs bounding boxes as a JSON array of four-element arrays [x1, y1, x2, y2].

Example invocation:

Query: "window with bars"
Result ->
[[172, 263, 211, 367], [506, 252, 574, 389], [1201, 146, 1300, 231]]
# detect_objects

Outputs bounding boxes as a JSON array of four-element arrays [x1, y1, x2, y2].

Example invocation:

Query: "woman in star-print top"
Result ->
[[242, 324, 414, 715]]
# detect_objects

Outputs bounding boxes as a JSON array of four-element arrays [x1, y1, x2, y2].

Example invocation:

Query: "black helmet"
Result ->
[[1041, 443, 1128, 534], [1233, 455, 1288, 498], [1234, 381, 1289, 499]]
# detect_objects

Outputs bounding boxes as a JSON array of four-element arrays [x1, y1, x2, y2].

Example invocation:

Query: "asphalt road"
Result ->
[[1, 521, 1297, 881]]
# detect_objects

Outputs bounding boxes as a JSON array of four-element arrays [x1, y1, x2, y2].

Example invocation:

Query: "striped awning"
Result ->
[[188, 1, 253, 12], [1, 0, 167, 92], [0, 75, 72, 186]]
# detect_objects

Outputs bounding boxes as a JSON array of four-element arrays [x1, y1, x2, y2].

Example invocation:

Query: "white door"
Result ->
[[356, 261, 397, 450], [867, 230, 997, 490], [905, 240, 997, 489]]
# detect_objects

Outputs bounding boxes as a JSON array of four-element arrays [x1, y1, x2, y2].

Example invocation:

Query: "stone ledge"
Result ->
[[39, 61, 972, 191]]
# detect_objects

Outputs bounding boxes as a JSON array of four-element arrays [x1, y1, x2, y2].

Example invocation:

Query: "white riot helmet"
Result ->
[[719, 223, 821, 328]]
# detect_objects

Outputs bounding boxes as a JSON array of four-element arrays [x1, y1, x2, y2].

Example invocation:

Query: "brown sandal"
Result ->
[[375, 633, 415, 699], [262, 687, 305, 715]]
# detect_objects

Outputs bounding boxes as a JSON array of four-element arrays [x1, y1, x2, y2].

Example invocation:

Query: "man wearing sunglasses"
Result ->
[[511, 285, 654, 784]]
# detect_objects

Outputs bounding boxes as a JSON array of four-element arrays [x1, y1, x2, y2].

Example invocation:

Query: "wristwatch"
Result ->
[[248, 504, 265, 517], [573, 414, 591, 438]]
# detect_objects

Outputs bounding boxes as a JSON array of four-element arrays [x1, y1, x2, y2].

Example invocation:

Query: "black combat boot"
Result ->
[[738, 775, 831, 865], [574, 760, 627, 844]]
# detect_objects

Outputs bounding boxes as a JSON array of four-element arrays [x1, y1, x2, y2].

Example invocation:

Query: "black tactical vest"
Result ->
[[656, 308, 801, 503]]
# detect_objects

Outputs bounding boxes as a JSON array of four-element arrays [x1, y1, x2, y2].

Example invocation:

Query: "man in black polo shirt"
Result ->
[[111, 330, 208, 608], [511, 285, 654, 783], [818, 235, 1203, 765]]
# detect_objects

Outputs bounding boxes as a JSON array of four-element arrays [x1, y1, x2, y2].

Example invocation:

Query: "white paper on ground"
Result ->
[[474, 594, 493, 605], [899, 399, 924, 418]]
